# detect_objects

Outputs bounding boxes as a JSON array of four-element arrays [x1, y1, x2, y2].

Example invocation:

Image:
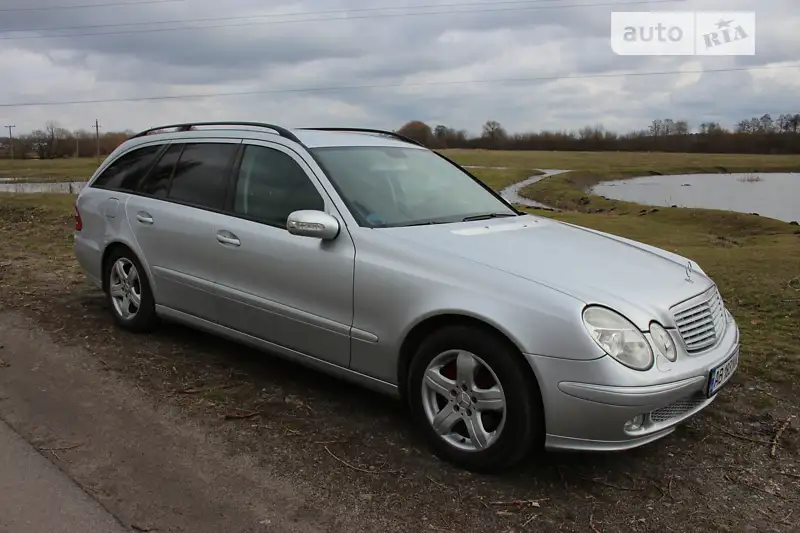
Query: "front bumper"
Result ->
[[526, 319, 740, 452]]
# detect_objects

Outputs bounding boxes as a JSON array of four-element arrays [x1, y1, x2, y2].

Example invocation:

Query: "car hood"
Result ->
[[382, 214, 714, 329]]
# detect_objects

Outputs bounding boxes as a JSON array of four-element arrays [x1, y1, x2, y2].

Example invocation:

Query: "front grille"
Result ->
[[650, 394, 707, 423], [673, 288, 726, 352]]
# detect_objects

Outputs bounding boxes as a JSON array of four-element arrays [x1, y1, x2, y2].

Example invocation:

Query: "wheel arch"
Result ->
[[101, 241, 154, 295], [397, 313, 540, 403]]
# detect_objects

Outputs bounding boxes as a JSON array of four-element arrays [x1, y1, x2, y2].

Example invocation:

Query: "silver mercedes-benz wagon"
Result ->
[[74, 122, 740, 472]]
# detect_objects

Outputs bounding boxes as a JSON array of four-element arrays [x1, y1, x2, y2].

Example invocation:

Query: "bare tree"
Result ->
[[481, 121, 507, 145], [648, 119, 663, 136], [791, 114, 800, 134]]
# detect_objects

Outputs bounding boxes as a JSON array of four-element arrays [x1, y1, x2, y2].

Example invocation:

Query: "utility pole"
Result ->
[[75, 134, 79, 158], [5, 125, 14, 159], [94, 119, 100, 158]]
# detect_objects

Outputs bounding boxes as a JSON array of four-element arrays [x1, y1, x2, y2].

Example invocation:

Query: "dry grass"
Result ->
[[466, 167, 539, 190], [441, 149, 800, 173], [0, 157, 104, 181]]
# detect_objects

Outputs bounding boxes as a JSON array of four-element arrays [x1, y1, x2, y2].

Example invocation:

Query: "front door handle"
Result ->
[[216, 231, 241, 247], [136, 211, 154, 224]]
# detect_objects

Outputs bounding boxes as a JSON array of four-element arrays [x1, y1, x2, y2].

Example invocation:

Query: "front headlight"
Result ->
[[649, 322, 677, 362], [582, 307, 654, 370]]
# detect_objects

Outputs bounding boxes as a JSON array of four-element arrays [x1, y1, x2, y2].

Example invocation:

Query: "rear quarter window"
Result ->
[[91, 144, 163, 191]]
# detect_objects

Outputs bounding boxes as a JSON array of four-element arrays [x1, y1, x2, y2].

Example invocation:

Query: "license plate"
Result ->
[[707, 349, 739, 397]]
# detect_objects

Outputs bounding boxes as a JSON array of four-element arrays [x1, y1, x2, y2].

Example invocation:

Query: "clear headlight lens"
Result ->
[[649, 322, 677, 362], [582, 307, 654, 370]]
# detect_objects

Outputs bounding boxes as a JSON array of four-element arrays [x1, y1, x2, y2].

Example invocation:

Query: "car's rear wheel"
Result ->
[[408, 325, 543, 472], [105, 248, 157, 332]]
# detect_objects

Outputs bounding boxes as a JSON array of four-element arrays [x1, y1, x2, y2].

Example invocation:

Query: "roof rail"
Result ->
[[129, 122, 304, 145], [298, 127, 425, 147]]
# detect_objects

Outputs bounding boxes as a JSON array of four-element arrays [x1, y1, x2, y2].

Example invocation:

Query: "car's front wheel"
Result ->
[[104, 248, 157, 333], [408, 325, 543, 472]]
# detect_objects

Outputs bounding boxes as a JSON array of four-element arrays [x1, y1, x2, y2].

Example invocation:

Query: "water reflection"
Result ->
[[592, 173, 800, 223], [0, 181, 86, 194]]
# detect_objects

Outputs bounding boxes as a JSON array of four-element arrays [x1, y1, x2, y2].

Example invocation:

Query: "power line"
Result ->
[[1, 0, 581, 33], [0, 0, 683, 40], [0, 0, 184, 13], [1, 63, 794, 109]]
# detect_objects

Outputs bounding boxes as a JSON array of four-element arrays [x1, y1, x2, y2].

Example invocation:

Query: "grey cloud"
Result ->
[[0, 0, 797, 134]]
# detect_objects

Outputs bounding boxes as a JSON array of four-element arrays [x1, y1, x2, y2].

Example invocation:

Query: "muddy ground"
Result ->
[[0, 196, 798, 532]]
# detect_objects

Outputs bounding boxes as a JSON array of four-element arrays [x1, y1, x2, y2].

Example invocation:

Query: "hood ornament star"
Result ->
[[685, 261, 694, 283]]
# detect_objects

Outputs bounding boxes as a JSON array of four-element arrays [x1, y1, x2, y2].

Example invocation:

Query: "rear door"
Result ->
[[125, 139, 241, 322], [212, 141, 356, 368], [75, 142, 165, 284]]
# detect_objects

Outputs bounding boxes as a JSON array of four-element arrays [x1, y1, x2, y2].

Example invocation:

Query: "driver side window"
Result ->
[[233, 145, 324, 228]]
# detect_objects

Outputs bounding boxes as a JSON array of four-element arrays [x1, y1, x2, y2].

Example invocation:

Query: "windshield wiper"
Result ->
[[400, 220, 447, 227], [461, 213, 517, 222]]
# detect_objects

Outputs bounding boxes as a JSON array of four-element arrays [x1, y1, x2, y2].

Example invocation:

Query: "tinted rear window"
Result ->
[[92, 144, 162, 191], [168, 143, 237, 209], [140, 144, 183, 197]]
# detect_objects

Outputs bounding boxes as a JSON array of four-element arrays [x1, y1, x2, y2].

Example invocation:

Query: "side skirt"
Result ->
[[155, 305, 401, 399]]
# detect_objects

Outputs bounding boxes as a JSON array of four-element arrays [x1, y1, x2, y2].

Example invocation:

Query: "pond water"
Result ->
[[591, 173, 800, 223], [0, 181, 86, 194]]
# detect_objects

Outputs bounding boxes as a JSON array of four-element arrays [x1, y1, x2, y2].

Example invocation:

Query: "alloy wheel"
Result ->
[[109, 257, 142, 320], [421, 350, 507, 452]]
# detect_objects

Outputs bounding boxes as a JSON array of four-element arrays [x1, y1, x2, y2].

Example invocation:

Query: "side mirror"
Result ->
[[286, 210, 340, 240]]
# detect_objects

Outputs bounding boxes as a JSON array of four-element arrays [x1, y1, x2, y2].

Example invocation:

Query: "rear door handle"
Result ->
[[216, 231, 240, 247], [136, 211, 154, 224]]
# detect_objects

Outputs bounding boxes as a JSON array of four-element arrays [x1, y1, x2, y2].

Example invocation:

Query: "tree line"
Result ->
[[3, 114, 800, 158], [0, 121, 133, 159], [397, 113, 800, 153]]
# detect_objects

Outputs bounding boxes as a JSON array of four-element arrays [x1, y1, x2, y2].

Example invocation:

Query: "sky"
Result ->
[[0, 0, 798, 136]]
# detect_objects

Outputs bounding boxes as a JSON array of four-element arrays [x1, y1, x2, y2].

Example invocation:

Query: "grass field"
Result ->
[[8, 150, 800, 187], [442, 149, 800, 215], [441, 148, 800, 173], [1, 154, 799, 531], [0, 157, 103, 181]]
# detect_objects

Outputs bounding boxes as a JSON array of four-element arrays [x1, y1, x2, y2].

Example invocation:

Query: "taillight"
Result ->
[[74, 202, 83, 231]]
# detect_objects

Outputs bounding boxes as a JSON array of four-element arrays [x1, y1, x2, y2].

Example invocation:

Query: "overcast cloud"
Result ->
[[0, 0, 797, 135]]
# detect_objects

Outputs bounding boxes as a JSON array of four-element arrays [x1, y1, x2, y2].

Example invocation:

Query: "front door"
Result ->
[[212, 141, 355, 368]]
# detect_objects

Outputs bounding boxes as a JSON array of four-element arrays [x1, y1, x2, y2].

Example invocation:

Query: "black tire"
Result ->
[[104, 247, 158, 333], [408, 325, 544, 473]]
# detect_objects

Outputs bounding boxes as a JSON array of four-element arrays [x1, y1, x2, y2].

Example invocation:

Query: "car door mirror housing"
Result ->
[[286, 210, 340, 240]]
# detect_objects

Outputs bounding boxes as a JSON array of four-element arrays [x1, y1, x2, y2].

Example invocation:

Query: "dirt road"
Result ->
[[0, 310, 347, 532], [0, 418, 127, 533]]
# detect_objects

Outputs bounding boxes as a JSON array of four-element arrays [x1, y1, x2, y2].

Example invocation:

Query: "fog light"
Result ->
[[625, 414, 645, 431]]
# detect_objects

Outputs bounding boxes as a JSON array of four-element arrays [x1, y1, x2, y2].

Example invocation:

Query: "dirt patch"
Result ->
[[1, 194, 799, 532]]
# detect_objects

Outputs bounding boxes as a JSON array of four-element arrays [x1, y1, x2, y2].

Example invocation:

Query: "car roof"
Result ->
[[292, 129, 424, 149], [120, 125, 425, 151]]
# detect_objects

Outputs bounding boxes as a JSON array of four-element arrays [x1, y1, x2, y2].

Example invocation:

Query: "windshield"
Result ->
[[311, 146, 517, 227]]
